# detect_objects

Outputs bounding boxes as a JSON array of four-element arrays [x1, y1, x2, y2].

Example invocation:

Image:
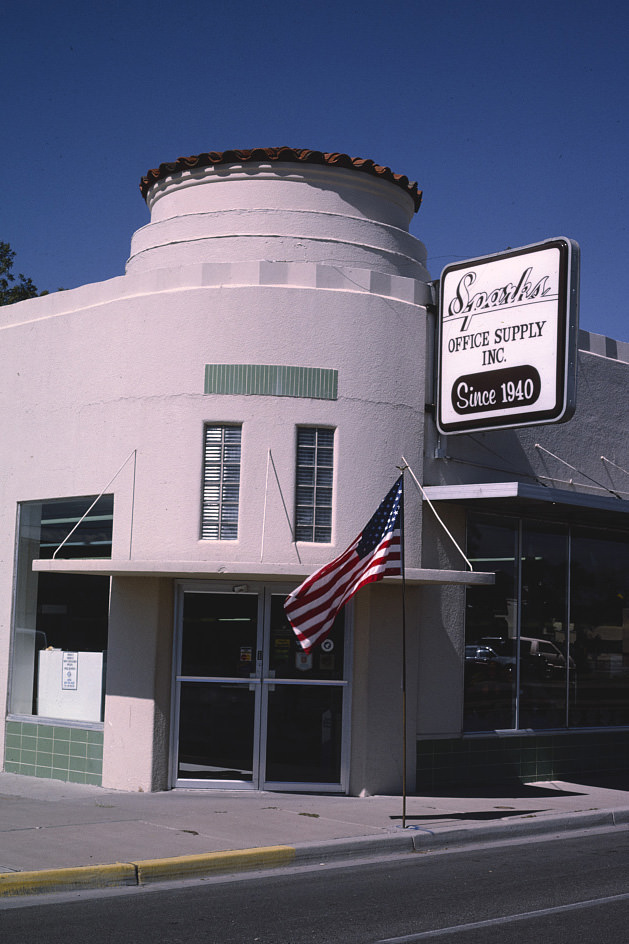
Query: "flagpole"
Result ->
[[284, 473, 406, 800], [399, 468, 408, 829]]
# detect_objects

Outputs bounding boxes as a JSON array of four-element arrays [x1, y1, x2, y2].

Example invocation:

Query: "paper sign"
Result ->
[[62, 651, 78, 690]]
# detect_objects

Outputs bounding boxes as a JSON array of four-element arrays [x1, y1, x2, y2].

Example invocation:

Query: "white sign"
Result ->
[[437, 238, 579, 434], [62, 651, 78, 690]]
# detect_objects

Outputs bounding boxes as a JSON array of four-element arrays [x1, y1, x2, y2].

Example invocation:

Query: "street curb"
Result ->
[[293, 832, 415, 865], [134, 846, 295, 884], [409, 807, 629, 851], [0, 862, 137, 897], [1, 807, 628, 897], [0, 846, 296, 898]]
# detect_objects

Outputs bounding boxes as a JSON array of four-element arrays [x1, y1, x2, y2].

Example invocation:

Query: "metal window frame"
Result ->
[[465, 510, 629, 733], [201, 424, 242, 541], [294, 426, 334, 543], [169, 580, 353, 793]]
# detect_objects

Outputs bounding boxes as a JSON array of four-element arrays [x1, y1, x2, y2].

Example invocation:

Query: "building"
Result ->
[[2, 147, 629, 794]]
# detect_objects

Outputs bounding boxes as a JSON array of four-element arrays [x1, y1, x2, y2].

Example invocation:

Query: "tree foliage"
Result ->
[[0, 241, 42, 305]]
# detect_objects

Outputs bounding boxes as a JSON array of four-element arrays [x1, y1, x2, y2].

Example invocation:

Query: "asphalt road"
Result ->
[[3, 828, 629, 943]]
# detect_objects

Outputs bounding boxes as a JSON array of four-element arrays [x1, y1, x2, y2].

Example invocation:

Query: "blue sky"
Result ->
[[4, 1, 628, 339]]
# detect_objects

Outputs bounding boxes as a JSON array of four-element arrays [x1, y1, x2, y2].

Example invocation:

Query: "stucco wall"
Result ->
[[102, 577, 173, 791], [0, 264, 428, 568], [349, 584, 420, 796], [0, 159, 430, 788]]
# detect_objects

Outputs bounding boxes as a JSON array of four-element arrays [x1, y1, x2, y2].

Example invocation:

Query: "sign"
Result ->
[[437, 238, 579, 434], [62, 651, 78, 690], [296, 651, 313, 672]]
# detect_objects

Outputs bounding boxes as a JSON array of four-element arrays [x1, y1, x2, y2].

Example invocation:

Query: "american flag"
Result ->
[[284, 477, 403, 652]]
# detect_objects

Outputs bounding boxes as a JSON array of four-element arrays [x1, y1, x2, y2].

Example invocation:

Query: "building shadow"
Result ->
[[390, 808, 550, 822], [409, 781, 587, 799]]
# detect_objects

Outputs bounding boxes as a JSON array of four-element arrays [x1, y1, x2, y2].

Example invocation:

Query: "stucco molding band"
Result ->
[[0, 262, 432, 332]]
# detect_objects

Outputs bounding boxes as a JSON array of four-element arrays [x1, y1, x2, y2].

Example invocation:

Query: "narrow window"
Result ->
[[295, 427, 334, 542], [201, 425, 242, 540]]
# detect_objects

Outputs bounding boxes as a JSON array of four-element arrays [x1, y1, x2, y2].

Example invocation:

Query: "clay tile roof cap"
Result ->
[[140, 146, 422, 211]]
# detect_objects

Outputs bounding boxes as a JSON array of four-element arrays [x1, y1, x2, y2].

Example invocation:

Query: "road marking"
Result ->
[[376, 890, 629, 941]]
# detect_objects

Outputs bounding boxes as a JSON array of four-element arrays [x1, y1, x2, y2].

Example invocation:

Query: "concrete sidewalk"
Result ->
[[1, 772, 629, 897]]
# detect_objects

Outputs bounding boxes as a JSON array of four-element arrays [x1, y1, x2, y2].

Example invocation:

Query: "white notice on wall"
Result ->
[[62, 651, 78, 690]]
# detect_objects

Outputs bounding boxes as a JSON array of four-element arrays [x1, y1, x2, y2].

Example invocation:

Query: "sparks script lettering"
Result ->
[[447, 266, 554, 331]]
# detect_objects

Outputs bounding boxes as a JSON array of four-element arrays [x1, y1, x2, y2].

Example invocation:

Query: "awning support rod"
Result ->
[[52, 449, 137, 559], [401, 456, 473, 571]]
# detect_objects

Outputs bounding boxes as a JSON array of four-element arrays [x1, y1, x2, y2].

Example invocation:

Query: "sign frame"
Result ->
[[436, 237, 580, 435]]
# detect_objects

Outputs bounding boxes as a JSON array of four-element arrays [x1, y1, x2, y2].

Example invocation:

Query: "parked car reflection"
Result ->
[[519, 636, 573, 679], [464, 642, 514, 730], [465, 643, 514, 676], [467, 636, 574, 680]]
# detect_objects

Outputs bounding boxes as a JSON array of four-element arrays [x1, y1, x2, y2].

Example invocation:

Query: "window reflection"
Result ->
[[519, 523, 568, 729], [464, 513, 629, 732], [464, 515, 517, 730], [178, 681, 255, 781], [571, 530, 629, 727], [266, 686, 343, 783], [181, 592, 258, 678]]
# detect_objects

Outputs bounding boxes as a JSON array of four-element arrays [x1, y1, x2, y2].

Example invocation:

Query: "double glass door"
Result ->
[[172, 583, 350, 791]]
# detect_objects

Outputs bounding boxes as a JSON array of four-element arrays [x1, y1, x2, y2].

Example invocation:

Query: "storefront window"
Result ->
[[570, 529, 629, 727], [519, 523, 569, 729], [464, 513, 629, 732], [9, 496, 112, 722], [465, 515, 518, 730]]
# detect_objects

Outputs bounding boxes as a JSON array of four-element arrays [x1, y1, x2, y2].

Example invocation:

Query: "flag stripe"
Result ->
[[285, 539, 400, 628], [284, 477, 403, 652], [286, 532, 398, 605], [286, 540, 360, 602], [289, 539, 400, 648], [284, 537, 400, 626]]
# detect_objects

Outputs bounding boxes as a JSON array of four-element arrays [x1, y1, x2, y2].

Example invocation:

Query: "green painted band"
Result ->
[[205, 364, 338, 400]]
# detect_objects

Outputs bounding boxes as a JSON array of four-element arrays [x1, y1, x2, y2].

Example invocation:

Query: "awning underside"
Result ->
[[422, 481, 629, 529], [32, 558, 494, 586]]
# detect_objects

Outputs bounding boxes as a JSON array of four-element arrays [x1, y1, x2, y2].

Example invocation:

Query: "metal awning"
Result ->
[[422, 481, 629, 528], [32, 558, 494, 586]]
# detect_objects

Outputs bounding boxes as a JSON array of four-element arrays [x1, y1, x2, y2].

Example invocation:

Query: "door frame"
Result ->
[[169, 579, 353, 792]]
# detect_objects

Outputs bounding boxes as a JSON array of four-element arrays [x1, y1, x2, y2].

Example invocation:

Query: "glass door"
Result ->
[[172, 583, 350, 791], [261, 594, 347, 789], [175, 589, 262, 787]]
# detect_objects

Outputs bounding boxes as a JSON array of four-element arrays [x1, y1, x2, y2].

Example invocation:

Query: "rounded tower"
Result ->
[[128, 147, 428, 280]]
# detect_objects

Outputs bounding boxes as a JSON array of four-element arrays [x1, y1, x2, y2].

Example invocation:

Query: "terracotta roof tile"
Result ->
[[140, 147, 422, 211]]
